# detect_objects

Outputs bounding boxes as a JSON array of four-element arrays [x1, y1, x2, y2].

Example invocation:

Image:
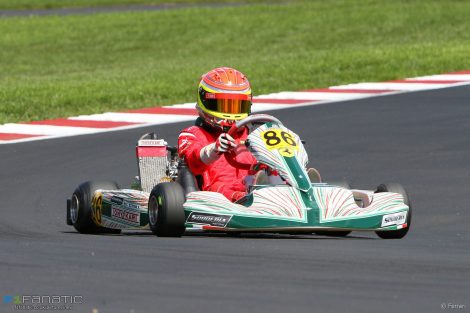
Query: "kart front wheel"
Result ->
[[148, 182, 186, 237], [69, 181, 122, 234], [375, 183, 411, 239]]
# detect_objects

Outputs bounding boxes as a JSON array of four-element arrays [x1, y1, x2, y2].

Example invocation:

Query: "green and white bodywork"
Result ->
[[90, 189, 150, 230], [182, 117, 410, 234]]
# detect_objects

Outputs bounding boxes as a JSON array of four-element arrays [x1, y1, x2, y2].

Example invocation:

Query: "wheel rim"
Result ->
[[70, 194, 79, 224], [149, 196, 158, 226]]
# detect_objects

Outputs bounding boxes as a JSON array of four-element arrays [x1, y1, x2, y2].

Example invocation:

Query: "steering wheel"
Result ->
[[224, 114, 283, 170]]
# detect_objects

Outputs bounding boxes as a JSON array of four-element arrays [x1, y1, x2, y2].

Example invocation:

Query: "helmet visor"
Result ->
[[204, 98, 251, 115]]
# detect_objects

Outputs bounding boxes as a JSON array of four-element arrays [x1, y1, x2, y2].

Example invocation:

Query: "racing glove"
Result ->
[[215, 133, 237, 154], [231, 191, 246, 202], [199, 133, 237, 165]]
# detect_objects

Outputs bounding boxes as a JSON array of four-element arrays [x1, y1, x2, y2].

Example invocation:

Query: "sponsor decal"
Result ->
[[186, 212, 232, 227], [110, 196, 124, 205], [279, 147, 295, 157], [111, 207, 140, 224], [381, 211, 407, 227], [138, 139, 166, 146], [179, 137, 191, 153], [122, 200, 143, 210]]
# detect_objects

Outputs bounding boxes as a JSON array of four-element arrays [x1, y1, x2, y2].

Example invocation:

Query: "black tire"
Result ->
[[314, 180, 352, 237], [70, 181, 121, 234], [375, 183, 411, 239], [148, 182, 186, 237]]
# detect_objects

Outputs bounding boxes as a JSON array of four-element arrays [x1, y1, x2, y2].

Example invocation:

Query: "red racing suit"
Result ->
[[178, 122, 255, 202]]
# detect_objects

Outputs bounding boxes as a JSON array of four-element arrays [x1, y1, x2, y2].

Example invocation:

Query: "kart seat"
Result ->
[[176, 158, 200, 195]]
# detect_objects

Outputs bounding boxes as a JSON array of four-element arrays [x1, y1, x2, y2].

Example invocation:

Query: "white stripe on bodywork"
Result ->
[[184, 186, 308, 222], [199, 143, 220, 165]]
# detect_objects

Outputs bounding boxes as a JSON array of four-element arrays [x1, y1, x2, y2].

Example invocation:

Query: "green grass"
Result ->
[[1, 0, 470, 123], [0, 0, 289, 10]]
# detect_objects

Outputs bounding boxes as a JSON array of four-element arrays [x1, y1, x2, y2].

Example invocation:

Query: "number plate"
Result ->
[[260, 129, 299, 155]]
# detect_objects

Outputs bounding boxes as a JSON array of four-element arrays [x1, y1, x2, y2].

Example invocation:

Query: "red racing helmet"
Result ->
[[196, 67, 252, 131]]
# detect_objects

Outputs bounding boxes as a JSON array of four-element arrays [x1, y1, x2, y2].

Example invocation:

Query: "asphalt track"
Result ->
[[1, 86, 469, 313]]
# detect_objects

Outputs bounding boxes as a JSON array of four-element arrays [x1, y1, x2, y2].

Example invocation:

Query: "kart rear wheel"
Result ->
[[70, 181, 122, 234], [148, 182, 186, 237], [375, 183, 411, 239]]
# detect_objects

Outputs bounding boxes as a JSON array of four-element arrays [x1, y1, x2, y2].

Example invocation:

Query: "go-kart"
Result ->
[[66, 114, 411, 239]]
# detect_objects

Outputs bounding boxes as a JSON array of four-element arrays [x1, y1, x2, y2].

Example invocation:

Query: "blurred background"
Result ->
[[1, 0, 470, 124]]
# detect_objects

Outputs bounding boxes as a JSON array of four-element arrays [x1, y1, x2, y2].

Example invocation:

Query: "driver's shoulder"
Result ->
[[179, 125, 215, 140]]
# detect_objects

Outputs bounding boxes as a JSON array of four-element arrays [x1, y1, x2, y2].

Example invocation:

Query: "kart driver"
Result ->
[[178, 67, 256, 202]]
